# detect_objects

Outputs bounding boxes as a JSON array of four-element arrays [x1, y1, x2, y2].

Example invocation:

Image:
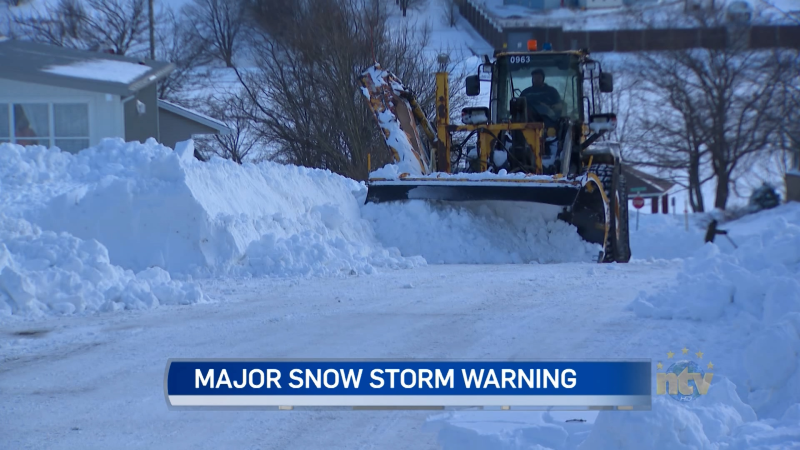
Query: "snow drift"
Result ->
[[0, 140, 421, 280]]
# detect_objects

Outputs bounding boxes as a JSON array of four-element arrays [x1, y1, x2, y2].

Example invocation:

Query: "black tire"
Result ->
[[613, 174, 632, 263], [586, 164, 630, 263]]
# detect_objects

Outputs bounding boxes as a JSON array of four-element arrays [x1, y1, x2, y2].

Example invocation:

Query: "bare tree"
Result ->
[[442, 0, 458, 28], [230, 0, 466, 179], [11, 0, 149, 55], [182, 0, 244, 68], [195, 94, 260, 164], [154, 8, 211, 101], [10, 0, 88, 48], [82, 0, 148, 55], [626, 4, 796, 211]]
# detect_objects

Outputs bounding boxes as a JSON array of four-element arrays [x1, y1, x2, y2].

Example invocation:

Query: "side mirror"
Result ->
[[599, 72, 613, 93], [461, 107, 490, 125], [589, 113, 617, 133], [466, 75, 480, 96]]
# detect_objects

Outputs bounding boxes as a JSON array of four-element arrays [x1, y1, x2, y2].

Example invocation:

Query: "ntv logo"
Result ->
[[655, 347, 714, 402]]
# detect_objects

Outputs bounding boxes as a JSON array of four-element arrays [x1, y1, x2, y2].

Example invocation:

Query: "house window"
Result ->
[[0, 103, 90, 153], [14, 103, 50, 146], [53, 104, 90, 153]]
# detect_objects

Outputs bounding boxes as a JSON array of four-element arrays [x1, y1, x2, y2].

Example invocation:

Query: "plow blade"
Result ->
[[366, 179, 583, 206]]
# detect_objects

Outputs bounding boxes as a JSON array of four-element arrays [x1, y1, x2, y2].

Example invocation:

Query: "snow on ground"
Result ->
[[362, 201, 600, 264], [0, 137, 597, 320], [0, 214, 206, 319], [1, 132, 799, 448], [0, 140, 420, 287], [0, 262, 682, 450], [429, 203, 800, 449]]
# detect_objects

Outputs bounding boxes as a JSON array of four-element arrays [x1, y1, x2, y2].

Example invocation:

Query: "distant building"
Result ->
[[623, 166, 676, 214], [0, 40, 230, 153], [502, 0, 637, 10], [787, 148, 800, 203], [503, 0, 565, 10], [578, 0, 624, 8]]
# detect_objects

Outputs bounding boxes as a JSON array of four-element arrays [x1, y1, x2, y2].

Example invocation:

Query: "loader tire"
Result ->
[[587, 164, 630, 263], [613, 175, 632, 263]]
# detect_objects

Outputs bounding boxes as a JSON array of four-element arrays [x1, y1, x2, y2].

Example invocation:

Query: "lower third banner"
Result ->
[[164, 360, 651, 409]]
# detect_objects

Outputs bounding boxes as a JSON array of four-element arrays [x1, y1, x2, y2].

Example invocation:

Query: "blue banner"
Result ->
[[164, 360, 650, 408]]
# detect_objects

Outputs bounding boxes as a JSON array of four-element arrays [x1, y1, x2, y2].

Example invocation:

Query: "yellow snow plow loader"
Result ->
[[359, 44, 630, 263]]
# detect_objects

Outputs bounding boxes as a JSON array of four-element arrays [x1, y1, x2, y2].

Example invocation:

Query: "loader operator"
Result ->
[[520, 69, 561, 126]]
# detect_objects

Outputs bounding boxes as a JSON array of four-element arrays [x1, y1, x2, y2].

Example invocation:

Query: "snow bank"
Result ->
[[0, 140, 420, 278], [582, 379, 800, 450], [430, 378, 800, 450], [630, 203, 800, 322], [630, 203, 800, 419], [361, 201, 601, 264], [0, 215, 205, 319]]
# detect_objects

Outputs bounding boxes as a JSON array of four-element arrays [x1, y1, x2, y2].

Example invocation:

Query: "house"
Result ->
[[0, 39, 230, 153], [502, 0, 626, 10], [622, 166, 676, 214]]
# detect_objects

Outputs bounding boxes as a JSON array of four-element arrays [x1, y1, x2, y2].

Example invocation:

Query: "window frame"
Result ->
[[0, 100, 91, 151]]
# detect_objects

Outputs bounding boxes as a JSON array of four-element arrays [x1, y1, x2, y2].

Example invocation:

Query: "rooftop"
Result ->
[[0, 40, 174, 96]]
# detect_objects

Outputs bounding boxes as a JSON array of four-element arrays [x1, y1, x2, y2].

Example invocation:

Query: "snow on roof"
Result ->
[[42, 58, 154, 84], [0, 40, 174, 95]]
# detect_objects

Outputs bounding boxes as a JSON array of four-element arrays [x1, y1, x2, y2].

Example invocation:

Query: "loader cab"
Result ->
[[490, 52, 584, 125]]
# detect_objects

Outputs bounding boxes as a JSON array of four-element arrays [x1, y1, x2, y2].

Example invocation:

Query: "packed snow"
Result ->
[[41, 58, 154, 84]]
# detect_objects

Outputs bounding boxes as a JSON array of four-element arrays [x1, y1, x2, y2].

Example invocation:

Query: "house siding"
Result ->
[[123, 83, 160, 144], [158, 107, 219, 150], [0, 78, 124, 148]]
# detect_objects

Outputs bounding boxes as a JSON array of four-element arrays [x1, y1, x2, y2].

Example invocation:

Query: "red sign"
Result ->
[[632, 196, 645, 209]]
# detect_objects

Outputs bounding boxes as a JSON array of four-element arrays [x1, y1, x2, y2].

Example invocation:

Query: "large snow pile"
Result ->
[[0, 140, 420, 279], [0, 215, 205, 318], [361, 201, 601, 264]]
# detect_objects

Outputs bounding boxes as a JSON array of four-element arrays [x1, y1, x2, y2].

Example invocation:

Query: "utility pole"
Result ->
[[149, 0, 155, 60]]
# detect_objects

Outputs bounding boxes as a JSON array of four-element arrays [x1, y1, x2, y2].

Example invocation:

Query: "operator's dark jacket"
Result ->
[[520, 84, 561, 108]]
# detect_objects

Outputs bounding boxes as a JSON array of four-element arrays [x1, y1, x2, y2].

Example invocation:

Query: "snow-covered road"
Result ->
[[1, 262, 680, 449]]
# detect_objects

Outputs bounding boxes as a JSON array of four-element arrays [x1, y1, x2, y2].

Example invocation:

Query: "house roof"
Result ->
[[622, 166, 676, 197], [158, 100, 231, 135], [0, 40, 175, 96]]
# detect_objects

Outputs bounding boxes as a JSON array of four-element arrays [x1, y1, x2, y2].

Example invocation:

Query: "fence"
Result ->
[[458, 0, 800, 52]]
